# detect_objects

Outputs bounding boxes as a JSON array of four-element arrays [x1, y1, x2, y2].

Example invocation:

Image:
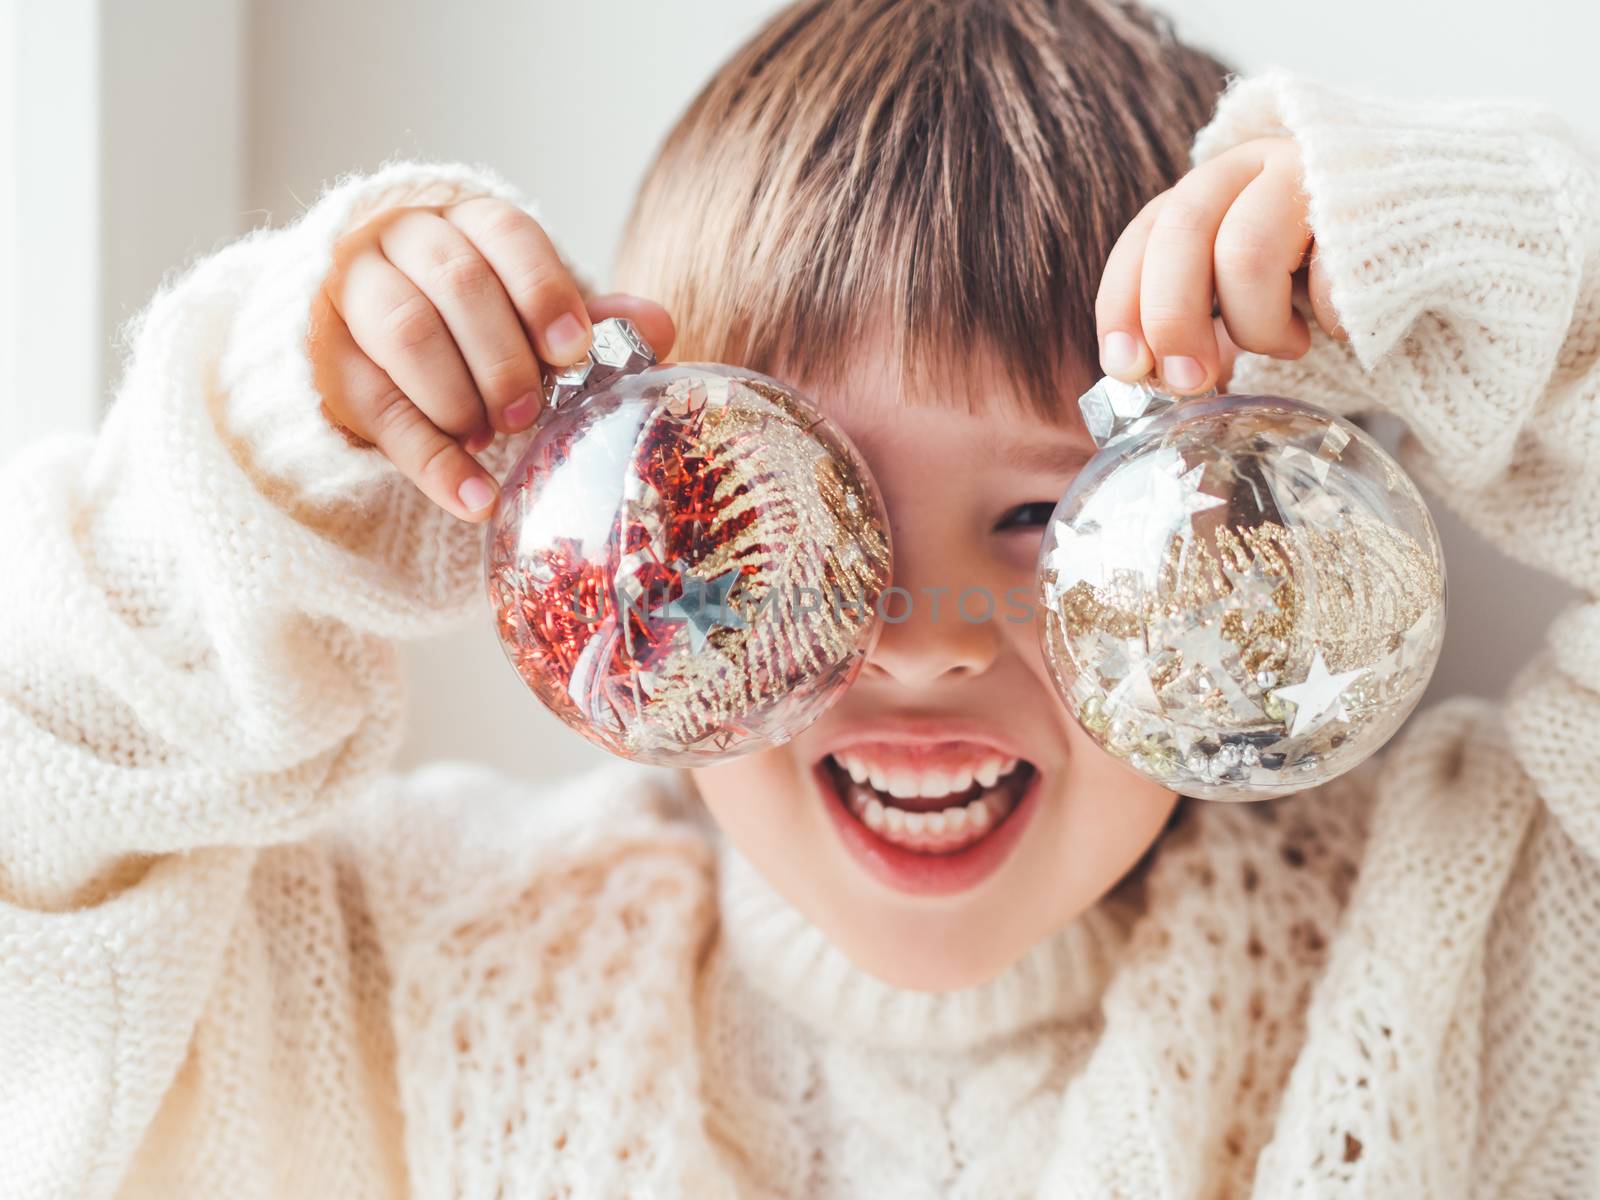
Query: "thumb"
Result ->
[[1213, 314, 1240, 391], [584, 293, 677, 361], [1305, 245, 1347, 342]]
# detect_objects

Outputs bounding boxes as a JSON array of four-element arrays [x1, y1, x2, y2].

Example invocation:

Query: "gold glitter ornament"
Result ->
[[1038, 378, 1447, 800], [485, 319, 892, 765]]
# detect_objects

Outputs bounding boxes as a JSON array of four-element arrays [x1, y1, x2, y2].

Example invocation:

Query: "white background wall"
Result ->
[[4, 0, 1597, 781]]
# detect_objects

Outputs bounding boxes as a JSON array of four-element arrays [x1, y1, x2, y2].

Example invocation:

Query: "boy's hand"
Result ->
[[309, 198, 675, 521], [1094, 137, 1344, 396]]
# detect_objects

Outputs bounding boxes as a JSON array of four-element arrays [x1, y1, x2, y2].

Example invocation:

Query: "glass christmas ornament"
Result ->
[[1038, 376, 1446, 800], [485, 319, 892, 765]]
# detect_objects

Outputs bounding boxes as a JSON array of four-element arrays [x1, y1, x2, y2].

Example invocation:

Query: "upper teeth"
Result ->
[[833, 752, 1018, 798]]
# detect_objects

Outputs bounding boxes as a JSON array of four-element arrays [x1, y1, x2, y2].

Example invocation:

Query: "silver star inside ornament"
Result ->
[[649, 563, 748, 654], [1150, 449, 1228, 519], [1272, 649, 1366, 737], [1045, 515, 1165, 595], [1085, 446, 1225, 549], [1044, 519, 1100, 597]]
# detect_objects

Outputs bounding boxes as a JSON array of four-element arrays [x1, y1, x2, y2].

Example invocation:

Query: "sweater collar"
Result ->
[[711, 833, 1135, 1053]]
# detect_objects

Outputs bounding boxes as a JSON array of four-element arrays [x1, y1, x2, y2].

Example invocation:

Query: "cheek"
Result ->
[[1055, 712, 1179, 875], [996, 577, 1053, 684], [1003, 598, 1178, 887], [992, 588, 1176, 885], [694, 748, 858, 925], [692, 747, 813, 857]]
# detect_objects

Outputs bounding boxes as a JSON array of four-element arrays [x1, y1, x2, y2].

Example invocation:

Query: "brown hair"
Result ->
[[612, 0, 1231, 419]]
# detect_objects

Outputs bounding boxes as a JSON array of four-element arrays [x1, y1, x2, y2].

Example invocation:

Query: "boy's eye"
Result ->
[[995, 501, 1057, 532]]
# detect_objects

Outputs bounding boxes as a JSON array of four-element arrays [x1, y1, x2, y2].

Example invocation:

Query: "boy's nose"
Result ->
[[860, 579, 1002, 688]]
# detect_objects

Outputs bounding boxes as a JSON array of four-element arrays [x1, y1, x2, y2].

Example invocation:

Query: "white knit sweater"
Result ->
[[2, 71, 1598, 1200]]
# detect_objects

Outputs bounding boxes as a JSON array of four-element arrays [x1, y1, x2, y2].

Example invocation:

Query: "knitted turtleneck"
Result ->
[[713, 822, 1136, 1053], [3, 71, 1598, 1198]]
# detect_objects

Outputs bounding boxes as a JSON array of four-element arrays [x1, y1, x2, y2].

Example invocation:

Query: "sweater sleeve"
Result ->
[[0, 159, 543, 1196], [1191, 75, 1600, 1196], [1192, 71, 1600, 863]]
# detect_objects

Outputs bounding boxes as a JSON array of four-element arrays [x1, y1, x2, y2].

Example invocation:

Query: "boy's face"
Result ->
[[691, 334, 1179, 990]]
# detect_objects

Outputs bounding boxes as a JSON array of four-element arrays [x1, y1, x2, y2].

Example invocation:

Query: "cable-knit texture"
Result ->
[[1, 75, 1597, 1198]]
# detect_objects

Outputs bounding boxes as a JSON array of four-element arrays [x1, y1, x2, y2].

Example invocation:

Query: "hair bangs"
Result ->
[[611, 0, 1230, 422]]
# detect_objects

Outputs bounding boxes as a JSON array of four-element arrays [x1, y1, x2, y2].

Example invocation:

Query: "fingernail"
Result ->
[[1162, 355, 1205, 391], [504, 392, 540, 431], [458, 476, 496, 513], [545, 311, 591, 364], [1101, 331, 1140, 375]]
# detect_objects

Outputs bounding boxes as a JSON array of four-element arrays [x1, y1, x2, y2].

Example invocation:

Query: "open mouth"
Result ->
[[824, 752, 1034, 852], [814, 742, 1042, 896]]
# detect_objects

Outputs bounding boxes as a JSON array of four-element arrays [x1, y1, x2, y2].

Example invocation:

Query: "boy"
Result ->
[[3, 1, 1597, 1196]]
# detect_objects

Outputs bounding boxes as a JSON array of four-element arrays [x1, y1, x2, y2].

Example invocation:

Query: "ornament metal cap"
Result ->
[[1079, 375, 1218, 449], [541, 317, 657, 412]]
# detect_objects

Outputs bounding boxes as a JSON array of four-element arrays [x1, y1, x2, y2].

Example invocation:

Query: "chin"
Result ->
[[816, 900, 1052, 992]]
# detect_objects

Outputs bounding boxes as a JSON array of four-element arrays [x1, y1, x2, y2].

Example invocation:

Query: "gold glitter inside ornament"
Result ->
[[486, 327, 891, 766], [1039, 385, 1446, 800]]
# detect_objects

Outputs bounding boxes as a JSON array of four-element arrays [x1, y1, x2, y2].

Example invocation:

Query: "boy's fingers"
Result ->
[[1305, 248, 1347, 341], [330, 248, 485, 440], [379, 210, 546, 437], [1094, 194, 1161, 381], [1214, 314, 1241, 391], [1138, 146, 1265, 393], [444, 197, 593, 368], [1212, 167, 1312, 359], [364, 389, 500, 521], [585, 293, 677, 361], [315, 300, 499, 521]]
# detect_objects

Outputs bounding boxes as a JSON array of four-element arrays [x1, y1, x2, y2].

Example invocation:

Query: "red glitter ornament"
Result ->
[[485, 320, 892, 765]]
